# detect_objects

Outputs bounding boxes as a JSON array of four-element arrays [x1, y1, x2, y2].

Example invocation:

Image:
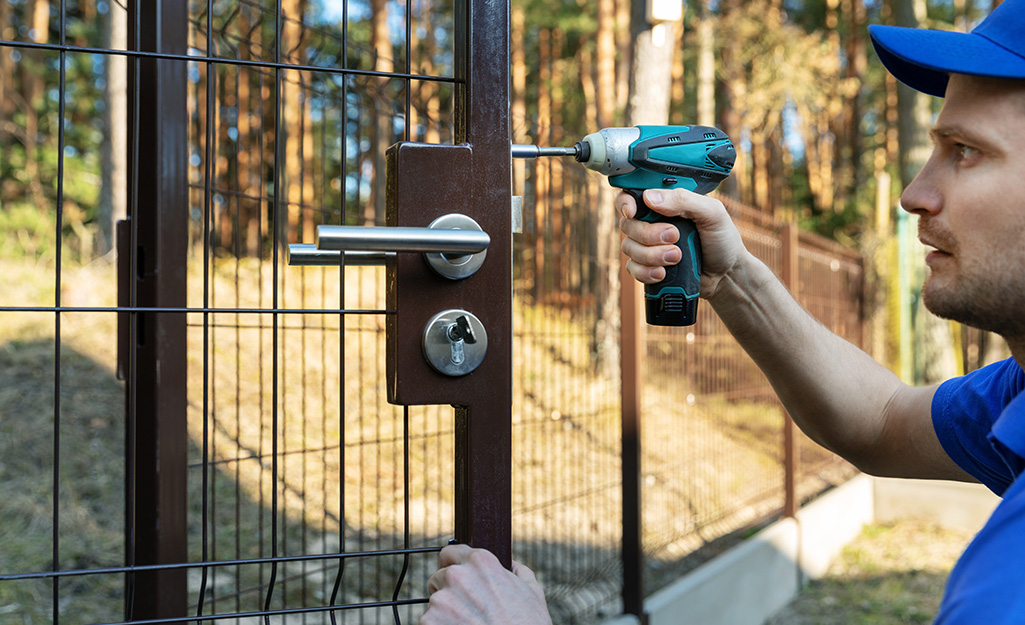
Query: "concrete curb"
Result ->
[[607, 475, 997, 625]]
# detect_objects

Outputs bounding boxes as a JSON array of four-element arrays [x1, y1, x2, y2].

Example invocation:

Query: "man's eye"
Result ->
[[956, 144, 980, 160]]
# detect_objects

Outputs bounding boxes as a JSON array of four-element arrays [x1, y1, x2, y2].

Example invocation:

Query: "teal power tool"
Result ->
[[513, 125, 735, 326]]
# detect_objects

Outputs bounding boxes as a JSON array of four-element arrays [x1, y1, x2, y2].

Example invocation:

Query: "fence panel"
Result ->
[[512, 183, 863, 619], [0, 1, 467, 622], [1, 2, 866, 621], [512, 160, 624, 623]]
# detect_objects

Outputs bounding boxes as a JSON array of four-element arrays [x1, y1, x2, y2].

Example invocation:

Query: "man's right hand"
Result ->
[[420, 544, 552, 625], [617, 188, 748, 304]]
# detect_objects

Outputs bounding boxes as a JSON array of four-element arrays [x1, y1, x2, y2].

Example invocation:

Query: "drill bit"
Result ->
[[511, 144, 579, 159]]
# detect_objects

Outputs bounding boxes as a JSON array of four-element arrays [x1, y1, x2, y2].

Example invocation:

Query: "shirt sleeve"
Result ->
[[932, 358, 1024, 496]]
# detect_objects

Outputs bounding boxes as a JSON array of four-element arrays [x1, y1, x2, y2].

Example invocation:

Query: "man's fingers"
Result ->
[[619, 214, 679, 246], [511, 560, 538, 584], [426, 566, 446, 594], [615, 191, 637, 220], [422, 551, 554, 625], [427, 544, 472, 595], [438, 544, 473, 568], [624, 259, 667, 284], [621, 235, 681, 269], [512, 561, 547, 605], [430, 546, 507, 595]]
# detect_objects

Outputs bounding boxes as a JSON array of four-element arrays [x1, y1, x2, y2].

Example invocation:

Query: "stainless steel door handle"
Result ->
[[286, 245, 394, 266], [289, 213, 488, 280]]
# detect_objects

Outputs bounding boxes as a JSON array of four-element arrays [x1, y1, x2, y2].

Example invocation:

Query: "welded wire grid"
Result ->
[[512, 158, 624, 623], [186, 0, 462, 622], [792, 232, 864, 497], [641, 198, 861, 592], [0, 0, 459, 623], [508, 150, 866, 619]]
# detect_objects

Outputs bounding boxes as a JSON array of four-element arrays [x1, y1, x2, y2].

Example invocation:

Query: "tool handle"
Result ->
[[626, 189, 701, 326]]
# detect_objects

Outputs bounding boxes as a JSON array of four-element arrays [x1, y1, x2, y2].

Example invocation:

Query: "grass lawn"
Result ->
[[767, 520, 976, 625]]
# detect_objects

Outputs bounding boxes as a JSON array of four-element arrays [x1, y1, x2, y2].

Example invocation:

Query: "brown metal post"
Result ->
[[781, 224, 800, 518], [620, 258, 645, 617], [386, 0, 513, 567], [452, 0, 512, 566], [124, 0, 189, 618]]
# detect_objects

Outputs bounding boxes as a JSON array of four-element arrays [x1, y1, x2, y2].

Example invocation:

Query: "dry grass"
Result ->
[[1, 255, 858, 624], [767, 521, 976, 625]]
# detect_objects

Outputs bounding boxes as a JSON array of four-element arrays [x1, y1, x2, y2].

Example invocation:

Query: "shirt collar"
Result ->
[[990, 390, 1025, 478]]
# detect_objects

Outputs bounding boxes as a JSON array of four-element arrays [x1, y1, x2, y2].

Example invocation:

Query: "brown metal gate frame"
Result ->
[[122, 1, 189, 619], [122, 0, 511, 621], [385, 0, 513, 566]]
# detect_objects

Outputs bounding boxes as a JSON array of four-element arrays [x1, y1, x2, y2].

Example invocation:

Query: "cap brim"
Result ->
[[869, 24, 1025, 98]]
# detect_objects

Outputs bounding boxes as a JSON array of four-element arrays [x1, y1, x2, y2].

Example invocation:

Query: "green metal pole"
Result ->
[[897, 209, 913, 383]]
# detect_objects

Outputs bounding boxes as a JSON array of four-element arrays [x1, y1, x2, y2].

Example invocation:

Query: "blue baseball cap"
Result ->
[[869, 0, 1025, 97]]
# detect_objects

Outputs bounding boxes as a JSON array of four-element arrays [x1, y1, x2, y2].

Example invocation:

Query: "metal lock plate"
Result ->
[[422, 309, 488, 376], [424, 213, 488, 280]]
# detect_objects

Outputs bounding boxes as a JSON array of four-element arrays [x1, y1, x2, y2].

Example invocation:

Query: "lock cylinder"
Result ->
[[422, 309, 488, 376]]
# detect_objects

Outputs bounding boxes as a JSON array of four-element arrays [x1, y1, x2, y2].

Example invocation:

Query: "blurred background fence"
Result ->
[[512, 159, 861, 623]]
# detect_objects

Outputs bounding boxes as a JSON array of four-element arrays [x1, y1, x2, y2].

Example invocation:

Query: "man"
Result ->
[[421, 0, 1025, 622]]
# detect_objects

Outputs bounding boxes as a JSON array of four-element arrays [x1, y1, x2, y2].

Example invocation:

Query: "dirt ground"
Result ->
[[766, 520, 977, 625]]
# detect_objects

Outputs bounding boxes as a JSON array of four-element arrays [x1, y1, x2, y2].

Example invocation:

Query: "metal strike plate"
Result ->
[[511, 196, 523, 234], [423, 309, 488, 376]]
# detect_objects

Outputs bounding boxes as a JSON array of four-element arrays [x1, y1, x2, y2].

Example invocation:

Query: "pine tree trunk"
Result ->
[[23, 0, 51, 203], [99, 2, 128, 257], [420, 0, 441, 144], [532, 28, 552, 302], [511, 3, 527, 195], [843, 0, 866, 204], [670, 16, 685, 126], [596, 0, 617, 128], [614, 0, 631, 116], [367, 0, 393, 225], [695, 0, 716, 127]]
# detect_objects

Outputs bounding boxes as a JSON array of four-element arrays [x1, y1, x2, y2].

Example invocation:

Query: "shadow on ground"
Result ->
[[767, 521, 975, 625]]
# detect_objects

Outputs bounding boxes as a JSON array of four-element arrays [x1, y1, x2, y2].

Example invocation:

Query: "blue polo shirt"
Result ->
[[931, 357, 1025, 623]]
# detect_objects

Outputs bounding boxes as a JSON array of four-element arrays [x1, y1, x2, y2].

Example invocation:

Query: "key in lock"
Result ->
[[422, 309, 488, 376]]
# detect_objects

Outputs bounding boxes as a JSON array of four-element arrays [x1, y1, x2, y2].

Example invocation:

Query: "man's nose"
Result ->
[[899, 161, 942, 216]]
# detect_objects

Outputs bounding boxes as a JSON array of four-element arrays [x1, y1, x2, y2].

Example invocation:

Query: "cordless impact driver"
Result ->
[[513, 125, 735, 326]]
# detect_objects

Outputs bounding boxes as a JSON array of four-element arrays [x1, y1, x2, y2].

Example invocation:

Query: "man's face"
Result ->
[[900, 74, 1025, 341]]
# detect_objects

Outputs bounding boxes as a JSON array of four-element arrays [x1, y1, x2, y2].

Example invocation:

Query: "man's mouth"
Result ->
[[918, 226, 955, 264], [925, 248, 951, 266]]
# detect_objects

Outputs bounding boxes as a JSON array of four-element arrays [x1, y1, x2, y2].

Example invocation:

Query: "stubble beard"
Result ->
[[921, 263, 1025, 342]]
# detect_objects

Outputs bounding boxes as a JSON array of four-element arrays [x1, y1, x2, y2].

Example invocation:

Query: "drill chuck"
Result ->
[[573, 140, 590, 163]]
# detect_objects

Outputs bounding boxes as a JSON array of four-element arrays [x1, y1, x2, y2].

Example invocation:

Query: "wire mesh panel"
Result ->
[[180, 0, 466, 621], [641, 206, 788, 591], [1, 0, 869, 622], [0, 2, 132, 622], [512, 159, 624, 623], [510, 162, 864, 620], [0, 0, 464, 622], [793, 231, 864, 498], [641, 198, 860, 593]]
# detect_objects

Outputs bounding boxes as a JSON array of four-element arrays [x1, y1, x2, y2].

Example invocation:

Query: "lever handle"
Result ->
[[287, 245, 394, 266], [314, 224, 489, 254], [291, 213, 489, 281]]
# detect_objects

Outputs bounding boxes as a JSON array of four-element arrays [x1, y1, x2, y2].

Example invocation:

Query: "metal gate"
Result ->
[[0, 0, 510, 622]]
